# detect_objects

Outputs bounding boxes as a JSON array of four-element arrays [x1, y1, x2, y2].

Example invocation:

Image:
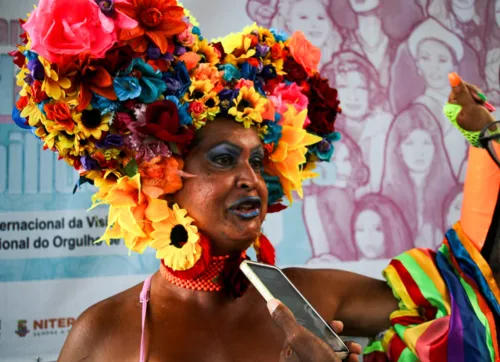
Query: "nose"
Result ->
[[236, 162, 260, 191]]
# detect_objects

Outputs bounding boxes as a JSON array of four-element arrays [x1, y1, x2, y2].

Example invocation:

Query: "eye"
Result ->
[[213, 154, 234, 167], [250, 156, 263, 171]]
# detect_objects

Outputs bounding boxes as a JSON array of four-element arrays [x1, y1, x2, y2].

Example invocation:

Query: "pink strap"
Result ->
[[139, 276, 153, 362]]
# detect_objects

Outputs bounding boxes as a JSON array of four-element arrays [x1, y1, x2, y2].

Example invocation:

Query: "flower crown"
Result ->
[[10, 0, 341, 272]]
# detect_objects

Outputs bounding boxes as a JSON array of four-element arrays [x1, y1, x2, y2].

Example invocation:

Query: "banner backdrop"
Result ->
[[1, 0, 499, 360]]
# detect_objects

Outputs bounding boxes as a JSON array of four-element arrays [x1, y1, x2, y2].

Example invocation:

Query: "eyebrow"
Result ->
[[208, 141, 263, 154]]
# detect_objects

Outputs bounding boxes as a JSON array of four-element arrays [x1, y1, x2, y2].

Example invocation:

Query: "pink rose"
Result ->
[[235, 79, 254, 89], [268, 83, 310, 127], [288, 31, 321, 76], [177, 28, 195, 47], [23, 0, 124, 65], [189, 101, 204, 116]]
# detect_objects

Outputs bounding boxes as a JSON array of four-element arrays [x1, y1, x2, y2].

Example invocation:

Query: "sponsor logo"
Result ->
[[32, 317, 75, 337], [15, 320, 29, 337]]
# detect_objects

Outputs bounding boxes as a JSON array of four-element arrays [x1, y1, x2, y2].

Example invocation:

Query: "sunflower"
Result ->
[[202, 91, 221, 121], [39, 57, 71, 101], [150, 203, 202, 271], [185, 79, 214, 102], [74, 109, 111, 139], [20, 98, 46, 126], [194, 39, 220, 66], [228, 86, 269, 128]]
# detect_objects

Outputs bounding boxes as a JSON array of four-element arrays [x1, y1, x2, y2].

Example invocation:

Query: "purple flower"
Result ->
[[28, 58, 44, 81], [147, 44, 161, 60], [80, 156, 100, 171], [95, 0, 115, 17], [218, 89, 238, 113], [96, 134, 123, 148], [174, 44, 187, 56], [256, 44, 269, 57]]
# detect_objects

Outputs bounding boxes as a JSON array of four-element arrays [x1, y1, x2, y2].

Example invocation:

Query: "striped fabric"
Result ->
[[364, 223, 500, 362]]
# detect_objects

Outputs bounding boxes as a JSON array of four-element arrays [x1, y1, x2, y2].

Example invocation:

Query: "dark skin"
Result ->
[[58, 118, 395, 362]]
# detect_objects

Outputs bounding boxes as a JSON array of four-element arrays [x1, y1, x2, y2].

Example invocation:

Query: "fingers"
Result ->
[[268, 299, 299, 338], [330, 320, 344, 334], [345, 340, 362, 355]]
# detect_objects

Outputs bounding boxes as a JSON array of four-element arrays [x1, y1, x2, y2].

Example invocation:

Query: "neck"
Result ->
[[410, 170, 428, 186], [357, 13, 382, 44]]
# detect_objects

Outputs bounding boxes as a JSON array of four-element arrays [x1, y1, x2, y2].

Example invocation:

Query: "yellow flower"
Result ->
[[150, 203, 202, 271], [194, 39, 220, 66], [265, 106, 322, 202], [91, 174, 153, 254], [228, 86, 268, 128], [185, 80, 215, 102], [257, 27, 276, 47], [20, 98, 46, 126], [39, 57, 71, 100], [74, 110, 110, 139]]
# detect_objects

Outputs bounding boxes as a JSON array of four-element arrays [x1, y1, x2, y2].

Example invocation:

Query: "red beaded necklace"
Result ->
[[160, 254, 233, 292]]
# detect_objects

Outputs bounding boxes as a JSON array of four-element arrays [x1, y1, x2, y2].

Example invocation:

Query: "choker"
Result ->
[[160, 251, 250, 297]]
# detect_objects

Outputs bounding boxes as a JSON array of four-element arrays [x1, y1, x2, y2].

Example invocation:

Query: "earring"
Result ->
[[253, 233, 276, 265]]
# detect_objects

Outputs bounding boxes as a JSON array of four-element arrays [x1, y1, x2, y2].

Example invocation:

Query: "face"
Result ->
[[287, 0, 332, 48], [335, 71, 369, 120], [348, 0, 380, 13], [400, 129, 435, 173], [333, 143, 352, 188], [446, 192, 463, 228], [173, 119, 268, 255], [354, 209, 385, 259], [416, 39, 456, 90], [452, 0, 475, 11]]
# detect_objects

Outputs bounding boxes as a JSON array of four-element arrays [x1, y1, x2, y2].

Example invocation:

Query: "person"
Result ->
[[303, 134, 369, 262], [381, 106, 457, 249], [442, 182, 464, 231], [350, 194, 413, 260], [10, 1, 499, 362]]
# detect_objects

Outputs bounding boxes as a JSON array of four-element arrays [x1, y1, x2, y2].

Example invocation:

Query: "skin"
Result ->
[[57, 81, 498, 361]]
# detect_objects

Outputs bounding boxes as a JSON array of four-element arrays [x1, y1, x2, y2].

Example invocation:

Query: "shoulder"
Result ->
[[57, 283, 143, 362]]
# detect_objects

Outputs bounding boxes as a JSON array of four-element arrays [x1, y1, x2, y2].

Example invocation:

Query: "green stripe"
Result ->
[[363, 340, 385, 355], [398, 348, 420, 362], [441, 246, 495, 361], [397, 252, 449, 318]]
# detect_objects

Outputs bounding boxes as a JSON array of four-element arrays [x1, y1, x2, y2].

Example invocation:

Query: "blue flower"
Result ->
[[27, 58, 44, 81], [309, 132, 341, 162], [192, 26, 203, 40], [264, 174, 284, 204], [80, 156, 100, 171], [271, 28, 289, 42], [113, 76, 142, 101], [96, 134, 123, 148], [23, 50, 38, 61], [165, 96, 193, 126], [219, 64, 241, 82], [127, 58, 166, 103], [163, 62, 191, 98], [11, 106, 31, 130], [241, 62, 257, 81], [91, 94, 121, 115], [218, 89, 238, 114], [263, 118, 283, 144], [261, 65, 277, 79]]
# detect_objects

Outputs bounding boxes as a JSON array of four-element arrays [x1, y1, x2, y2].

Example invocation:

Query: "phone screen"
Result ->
[[247, 263, 348, 353]]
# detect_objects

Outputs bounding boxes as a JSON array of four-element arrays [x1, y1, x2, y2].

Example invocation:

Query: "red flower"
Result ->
[[44, 102, 75, 132], [16, 96, 29, 110], [283, 58, 307, 83], [256, 234, 276, 265], [31, 81, 48, 103], [188, 101, 204, 116], [138, 100, 194, 149], [309, 74, 340, 109], [9, 50, 26, 68], [306, 74, 341, 135]]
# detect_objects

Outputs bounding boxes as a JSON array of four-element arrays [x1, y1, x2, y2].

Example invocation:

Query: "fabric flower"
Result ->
[[262, 119, 282, 145], [91, 94, 121, 115], [150, 203, 202, 271], [115, 0, 187, 53], [228, 86, 268, 128], [263, 174, 285, 205], [218, 89, 238, 114], [288, 31, 321, 76], [136, 140, 172, 163], [283, 58, 308, 83], [39, 57, 71, 101], [75, 109, 110, 139], [163, 62, 191, 98], [268, 83, 309, 116], [127, 58, 166, 103], [44, 102, 75, 132], [114, 76, 142, 101], [165, 96, 192, 126], [308, 132, 341, 162], [137, 100, 194, 148], [91, 0, 138, 34], [220, 64, 241, 82], [271, 28, 289, 42], [307, 74, 341, 135], [22, 0, 118, 65], [265, 106, 322, 202]]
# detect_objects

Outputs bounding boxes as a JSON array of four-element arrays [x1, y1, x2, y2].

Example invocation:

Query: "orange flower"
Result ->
[[116, 0, 187, 53], [139, 155, 184, 198], [44, 102, 75, 132], [288, 31, 321, 76]]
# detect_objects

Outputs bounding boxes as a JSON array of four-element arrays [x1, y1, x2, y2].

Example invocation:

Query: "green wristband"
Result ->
[[443, 103, 482, 147]]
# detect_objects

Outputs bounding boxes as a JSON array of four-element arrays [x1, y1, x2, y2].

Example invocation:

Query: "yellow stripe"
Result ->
[[407, 248, 451, 314], [382, 329, 396, 351], [384, 265, 418, 310], [390, 309, 421, 319], [403, 322, 432, 356]]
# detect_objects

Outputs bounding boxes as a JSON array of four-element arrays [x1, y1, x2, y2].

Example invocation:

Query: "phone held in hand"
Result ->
[[240, 260, 350, 360]]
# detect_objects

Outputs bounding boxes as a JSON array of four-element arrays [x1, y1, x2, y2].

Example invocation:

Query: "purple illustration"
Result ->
[[350, 194, 413, 260], [245, 0, 497, 261]]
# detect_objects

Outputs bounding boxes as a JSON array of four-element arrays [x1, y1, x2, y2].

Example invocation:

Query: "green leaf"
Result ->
[[123, 158, 138, 177]]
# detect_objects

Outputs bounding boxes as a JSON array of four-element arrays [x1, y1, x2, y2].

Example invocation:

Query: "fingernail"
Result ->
[[477, 92, 488, 101], [267, 299, 280, 314], [448, 72, 461, 87]]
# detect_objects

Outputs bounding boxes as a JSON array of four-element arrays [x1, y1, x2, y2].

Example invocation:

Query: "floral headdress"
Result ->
[[10, 0, 341, 276]]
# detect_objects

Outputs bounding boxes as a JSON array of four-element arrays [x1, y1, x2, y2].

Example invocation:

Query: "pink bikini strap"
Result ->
[[139, 276, 153, 362]]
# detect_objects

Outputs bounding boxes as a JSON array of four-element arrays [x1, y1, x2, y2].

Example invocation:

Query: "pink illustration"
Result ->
[[351, 194, 413, 260], [442, 183, 464, 231], [302, 133, 369, 262], [484, 0, 500, 111], [322, 51, 392, 194], [246, 0, 342, 67], [381, 106, 457, 250]]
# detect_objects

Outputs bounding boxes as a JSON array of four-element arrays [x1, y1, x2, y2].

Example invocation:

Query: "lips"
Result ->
[[228, 196, 262, 220]]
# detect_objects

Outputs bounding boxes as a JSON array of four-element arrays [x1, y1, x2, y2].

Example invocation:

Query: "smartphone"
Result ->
[[240, 260, 350, 360]]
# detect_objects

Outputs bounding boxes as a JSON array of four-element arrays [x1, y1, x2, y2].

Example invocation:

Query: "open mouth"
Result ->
[[228, 196, 262, 220]]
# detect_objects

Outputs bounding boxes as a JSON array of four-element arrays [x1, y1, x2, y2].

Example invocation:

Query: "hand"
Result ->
[[268, 299, 361, 361]]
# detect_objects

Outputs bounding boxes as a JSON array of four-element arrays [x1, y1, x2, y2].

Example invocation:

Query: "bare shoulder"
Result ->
[[57, 283, 143, 362]]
